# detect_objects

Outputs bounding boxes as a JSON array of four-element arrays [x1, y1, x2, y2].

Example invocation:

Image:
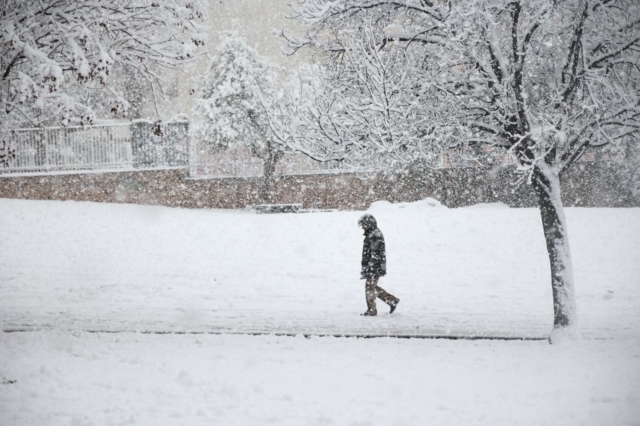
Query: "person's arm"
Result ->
[[369, 231, 386, 274], [361, 236, 371, 278]]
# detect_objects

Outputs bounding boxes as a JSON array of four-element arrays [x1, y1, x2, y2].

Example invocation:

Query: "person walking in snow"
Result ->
[[358, 214, 400, 316]]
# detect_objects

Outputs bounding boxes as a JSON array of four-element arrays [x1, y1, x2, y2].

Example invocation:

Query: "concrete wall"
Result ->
[[1, 162, 638, 210]]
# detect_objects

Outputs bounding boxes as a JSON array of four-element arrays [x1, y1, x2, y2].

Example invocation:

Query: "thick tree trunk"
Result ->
[[531, 163, 579, 343], [259, 150, 282, 204]]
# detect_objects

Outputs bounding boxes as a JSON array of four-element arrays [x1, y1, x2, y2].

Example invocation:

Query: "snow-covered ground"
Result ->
[[1, 198, 639, 425], [2, 332, 639, 426]]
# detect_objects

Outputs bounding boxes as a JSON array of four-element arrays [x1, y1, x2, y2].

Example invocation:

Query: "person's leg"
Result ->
[[375, 279, 400, 309], [364, 277, 378, 315]]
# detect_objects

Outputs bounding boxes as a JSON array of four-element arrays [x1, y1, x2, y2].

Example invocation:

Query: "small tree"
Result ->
[[192, 33, 284, 203], [0, 0, 207, 129], [281, 0, 640, 342]]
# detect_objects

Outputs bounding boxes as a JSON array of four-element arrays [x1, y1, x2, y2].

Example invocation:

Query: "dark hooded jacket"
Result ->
[[359, 214, 386, 278]]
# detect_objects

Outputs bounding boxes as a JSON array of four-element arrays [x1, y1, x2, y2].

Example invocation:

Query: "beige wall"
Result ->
[[2, 163, 638, 210]]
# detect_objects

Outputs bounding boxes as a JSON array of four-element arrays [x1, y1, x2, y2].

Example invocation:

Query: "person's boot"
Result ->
[[389, 299, 400, 314], [361, 311, 377, 316]]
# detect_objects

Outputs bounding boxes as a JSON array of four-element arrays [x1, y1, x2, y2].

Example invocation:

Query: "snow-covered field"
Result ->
[[1, 198, 639, 425]]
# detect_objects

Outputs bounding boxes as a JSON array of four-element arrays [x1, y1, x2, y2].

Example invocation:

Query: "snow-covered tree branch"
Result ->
[[0, 0, 208, 129], [270, 28, 449, 172]]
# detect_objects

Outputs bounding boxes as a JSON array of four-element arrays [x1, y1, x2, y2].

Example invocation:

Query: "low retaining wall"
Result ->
[[1, 162, 638, 209]]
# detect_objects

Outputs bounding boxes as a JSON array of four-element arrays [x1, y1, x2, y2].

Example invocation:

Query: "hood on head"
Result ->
[[358, 214, 377, 231]]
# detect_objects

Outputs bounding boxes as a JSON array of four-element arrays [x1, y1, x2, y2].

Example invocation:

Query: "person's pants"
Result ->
[[365, 277, 398, 315]]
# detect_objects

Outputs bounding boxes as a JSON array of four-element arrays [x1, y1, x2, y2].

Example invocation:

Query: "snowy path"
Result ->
[[4, 305, 635, 340], [4, 309, 551, 339]]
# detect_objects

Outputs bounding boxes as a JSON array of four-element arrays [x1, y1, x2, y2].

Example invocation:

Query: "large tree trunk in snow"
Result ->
[[532, 164, 579, 343]]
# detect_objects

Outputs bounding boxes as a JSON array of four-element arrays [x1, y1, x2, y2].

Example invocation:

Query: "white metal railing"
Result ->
[[188, 145, 347, 178], [186, 138, 495, 179], [1, 124, 132, 173], [0, 121, 189, 175], [6, 121, 614, 178]]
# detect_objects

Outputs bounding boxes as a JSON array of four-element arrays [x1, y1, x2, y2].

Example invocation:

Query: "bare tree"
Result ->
[[279, 0, 640, 342], [269, 33, 445, 171], [0, 0, 208, 129]]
